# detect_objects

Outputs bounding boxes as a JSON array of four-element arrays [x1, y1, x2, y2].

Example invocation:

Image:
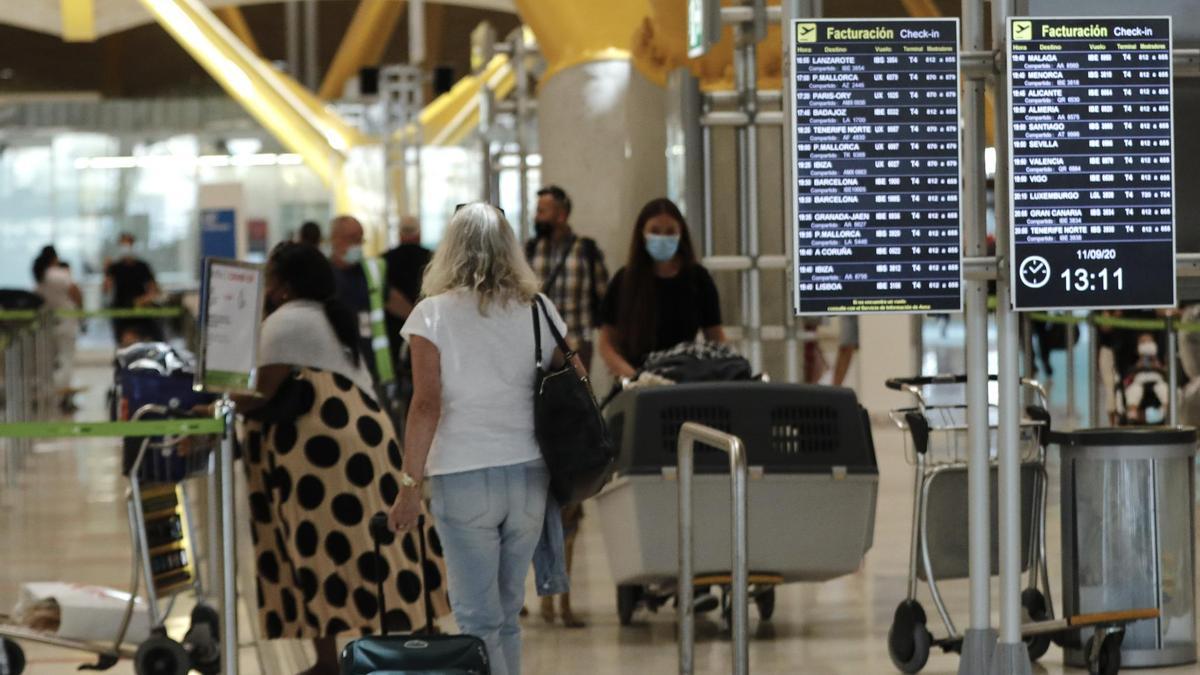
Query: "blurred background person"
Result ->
[[296, 220, 323, 249], [525, 185, 609, 373], [382, 215, 433, 414], [103, 232, 161, 347], [33, 245, 82, 412]]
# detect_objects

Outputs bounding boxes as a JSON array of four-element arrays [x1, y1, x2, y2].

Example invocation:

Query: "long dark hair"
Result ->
[[268, 242, 362, 366], [616, 198, 698, 362], [32, 246, 58, 283]]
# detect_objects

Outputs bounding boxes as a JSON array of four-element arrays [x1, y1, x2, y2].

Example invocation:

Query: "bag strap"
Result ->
[[532, 301, 543, 368], [535, 295, 575, 360], [541, 236, 577, 294]]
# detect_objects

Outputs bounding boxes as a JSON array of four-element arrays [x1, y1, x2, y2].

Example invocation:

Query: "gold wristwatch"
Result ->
[[398, 471, 421, 489]]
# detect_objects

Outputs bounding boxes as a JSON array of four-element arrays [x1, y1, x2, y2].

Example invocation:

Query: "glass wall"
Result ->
[[0, 130, 329, 294]]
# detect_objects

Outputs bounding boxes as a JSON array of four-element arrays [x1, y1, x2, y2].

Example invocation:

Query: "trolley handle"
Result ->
[[885, 373, 1046, 394]]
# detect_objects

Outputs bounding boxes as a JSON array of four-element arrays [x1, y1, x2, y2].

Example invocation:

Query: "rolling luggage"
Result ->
[[340, 514, 489, 675]]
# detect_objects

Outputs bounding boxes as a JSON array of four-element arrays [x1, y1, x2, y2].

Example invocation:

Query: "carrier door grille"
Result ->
[[661, 406, 732, 456], [770, 406, 840, 455]]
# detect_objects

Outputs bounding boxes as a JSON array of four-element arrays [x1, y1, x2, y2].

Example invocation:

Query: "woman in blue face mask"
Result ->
[[597, 198, 726, 379]]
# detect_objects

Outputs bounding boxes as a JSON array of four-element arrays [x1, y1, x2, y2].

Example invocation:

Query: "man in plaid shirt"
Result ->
[[526, 185, 610, 373]]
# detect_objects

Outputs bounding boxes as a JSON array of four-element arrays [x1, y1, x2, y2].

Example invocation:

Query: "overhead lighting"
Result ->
[[73, 153, 304, 170], [984, 147, 996, 179]]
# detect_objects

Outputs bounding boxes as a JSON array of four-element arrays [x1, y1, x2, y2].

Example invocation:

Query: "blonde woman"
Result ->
[[388, 203, 568, 675]]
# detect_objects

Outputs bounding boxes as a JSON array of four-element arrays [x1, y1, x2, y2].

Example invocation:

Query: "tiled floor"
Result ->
[[1, 349, 1197, 674]]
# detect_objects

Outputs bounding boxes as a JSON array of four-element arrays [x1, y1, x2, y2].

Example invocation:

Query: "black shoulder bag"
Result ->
[[532, 295, 616, 505]]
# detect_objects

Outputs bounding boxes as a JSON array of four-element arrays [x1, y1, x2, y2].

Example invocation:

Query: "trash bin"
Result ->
[[1059, 427, 1197, 668]]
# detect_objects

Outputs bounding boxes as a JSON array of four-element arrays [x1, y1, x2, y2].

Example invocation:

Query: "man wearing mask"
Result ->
[[103, 232, 161, 346], [524, 185, 609, 372], [330, 215, 412, 400]]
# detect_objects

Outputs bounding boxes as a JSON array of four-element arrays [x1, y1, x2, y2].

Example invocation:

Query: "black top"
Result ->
[[383, 243, 433, 362], [601, 265, 721, 366], [106, 259, 155, 308], [383, 244, 432, 313]]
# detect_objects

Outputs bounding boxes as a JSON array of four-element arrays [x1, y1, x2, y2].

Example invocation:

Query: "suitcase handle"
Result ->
[[368, 511, 436, 635]]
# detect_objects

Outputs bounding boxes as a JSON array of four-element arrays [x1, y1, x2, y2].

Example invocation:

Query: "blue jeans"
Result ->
[[430, 460, 549, 675]]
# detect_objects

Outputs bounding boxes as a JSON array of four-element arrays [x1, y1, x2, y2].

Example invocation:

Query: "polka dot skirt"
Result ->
[[243, 368, 450, 639]]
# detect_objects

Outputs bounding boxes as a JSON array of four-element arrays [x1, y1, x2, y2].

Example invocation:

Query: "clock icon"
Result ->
[[1019, 256, 1051, 289]]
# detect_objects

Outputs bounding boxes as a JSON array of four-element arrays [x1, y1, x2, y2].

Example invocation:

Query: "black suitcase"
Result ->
[[340, 514, 490, 675]]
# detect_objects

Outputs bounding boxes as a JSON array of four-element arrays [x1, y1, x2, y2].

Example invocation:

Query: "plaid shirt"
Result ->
[[527, 234, 609, 348]]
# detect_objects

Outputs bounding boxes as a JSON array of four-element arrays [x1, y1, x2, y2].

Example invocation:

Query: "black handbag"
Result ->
[[531, 295, 616, 506]]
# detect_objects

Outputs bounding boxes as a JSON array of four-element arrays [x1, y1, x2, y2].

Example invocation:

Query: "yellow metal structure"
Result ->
[[513, 0, 649, 84], [633, 0, 782, 91], [215, 6, 261, 57], [59, 0, 96, 42], [138, 0, 348, 188], [319, 0, 406, 100], [393, 54, 515, 147]]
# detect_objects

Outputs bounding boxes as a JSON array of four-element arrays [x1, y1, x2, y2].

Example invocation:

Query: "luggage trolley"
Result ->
[[596, 382, 879, 627], [0, 363, 220, 675], [885, 374, 1054, 673]]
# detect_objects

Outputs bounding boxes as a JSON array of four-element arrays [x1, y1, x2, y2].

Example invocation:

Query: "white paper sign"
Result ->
[[199, 258, 264, 393]]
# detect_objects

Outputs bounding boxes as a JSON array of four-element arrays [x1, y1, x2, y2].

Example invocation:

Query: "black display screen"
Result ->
[[1009, 17, 1176, 310], [790, 19, 962, 315]]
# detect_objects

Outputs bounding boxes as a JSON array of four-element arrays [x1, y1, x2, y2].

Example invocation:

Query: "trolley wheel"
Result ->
[[888, 600, 932, 674], [186, 604, 221, 675], [1086, 633, 1123, 675], [0, 638, 26, 675], [1021, 588, 1052, 662], [755, 587, 776, 621], [617, 585, 641, 626], [135, 635, 189, 675]]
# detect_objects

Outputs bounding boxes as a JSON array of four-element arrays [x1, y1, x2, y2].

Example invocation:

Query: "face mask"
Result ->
[[645, 234, 681, 263], [342, 245, 364, 266], [1145, 406, 1164, 425], [534, 220, 554, 239], [1138, 341, 1158, 358]]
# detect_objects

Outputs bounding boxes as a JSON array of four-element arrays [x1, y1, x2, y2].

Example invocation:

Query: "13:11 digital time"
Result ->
[[1061, 267, 1124, 292]]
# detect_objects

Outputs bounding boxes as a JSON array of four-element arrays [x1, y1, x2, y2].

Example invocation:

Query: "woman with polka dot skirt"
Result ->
[[229, 242, 450, 675], [388, 203, 574, 675]]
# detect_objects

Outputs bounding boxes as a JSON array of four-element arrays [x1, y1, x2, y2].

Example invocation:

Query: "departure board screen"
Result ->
[[1009, 17, 1176, 310], [790, 19, 962, 315]]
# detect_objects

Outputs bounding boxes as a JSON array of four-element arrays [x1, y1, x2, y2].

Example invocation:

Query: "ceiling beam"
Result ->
[[60, 0, 96, 42], [319, 0, 406, 100], [215, 6, 262, 57], [899, 0, 942, 17]]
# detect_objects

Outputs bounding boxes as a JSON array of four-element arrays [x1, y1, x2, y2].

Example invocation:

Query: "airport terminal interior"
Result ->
[[2, 0, 1200, 674]]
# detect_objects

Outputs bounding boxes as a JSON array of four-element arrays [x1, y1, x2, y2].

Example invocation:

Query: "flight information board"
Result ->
[[1009, 17, 1176, 310], [790, 18, 962, 315]]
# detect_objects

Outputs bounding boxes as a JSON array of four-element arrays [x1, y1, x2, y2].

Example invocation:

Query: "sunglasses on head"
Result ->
[[454, 203, 506, 217]]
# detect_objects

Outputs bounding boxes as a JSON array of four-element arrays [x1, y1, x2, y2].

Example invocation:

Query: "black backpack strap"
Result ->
[[535, 295, 574, 359], [541, 236, 577, 294], [532, 300, 543, 367]]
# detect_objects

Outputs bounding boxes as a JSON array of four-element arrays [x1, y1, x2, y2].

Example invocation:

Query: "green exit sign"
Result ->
[[687, 0, 707, 57]]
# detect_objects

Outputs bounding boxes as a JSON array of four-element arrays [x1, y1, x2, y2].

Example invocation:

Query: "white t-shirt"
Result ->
[[37, 266, 79, 333], [259, 300, 376, 394], [402, 290, 566, 476]]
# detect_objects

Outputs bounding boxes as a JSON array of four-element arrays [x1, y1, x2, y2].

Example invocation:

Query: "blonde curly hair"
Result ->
[[421, 203, 540, 312]]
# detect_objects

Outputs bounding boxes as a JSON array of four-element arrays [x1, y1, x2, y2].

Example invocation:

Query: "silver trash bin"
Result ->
[[1059, 427, 1197, 668]]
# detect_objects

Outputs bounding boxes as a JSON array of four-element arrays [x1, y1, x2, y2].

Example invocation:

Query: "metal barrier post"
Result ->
[[677, 422, 748, 675], [1066, 319, 1077, 427], [1168, 315, 1179, 426], [217, 396, 240, 675], [1089, 316, 1100, 427]]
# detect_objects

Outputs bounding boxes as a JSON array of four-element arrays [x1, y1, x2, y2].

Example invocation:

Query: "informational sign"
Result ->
[[197, 258, 264, 393], [199, 208, 237, 261], [1009, 17, 1175, 310], [790, 19, 963, 315], [687, 0, 720, 58]]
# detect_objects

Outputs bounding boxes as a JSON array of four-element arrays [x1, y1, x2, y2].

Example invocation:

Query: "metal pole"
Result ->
[[513, 31, 531, 240], [1168, 315, 1179, 426], [218, 397, 240, 675], [1066, 319, 1077, 426], [989, 0, 1032, 672], [743, 22, 762, 374], [1089, 316, 1100, 426], [701, 102, 715, 259], [677, 422, 748, 675], [285, 1, 301, 79], [960, 0, 996, 668], [303, 0, 319, 92]]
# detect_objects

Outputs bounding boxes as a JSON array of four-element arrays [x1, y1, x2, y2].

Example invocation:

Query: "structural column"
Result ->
[[959, 0, 997, 672], [988, 0, 1033, 671]]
